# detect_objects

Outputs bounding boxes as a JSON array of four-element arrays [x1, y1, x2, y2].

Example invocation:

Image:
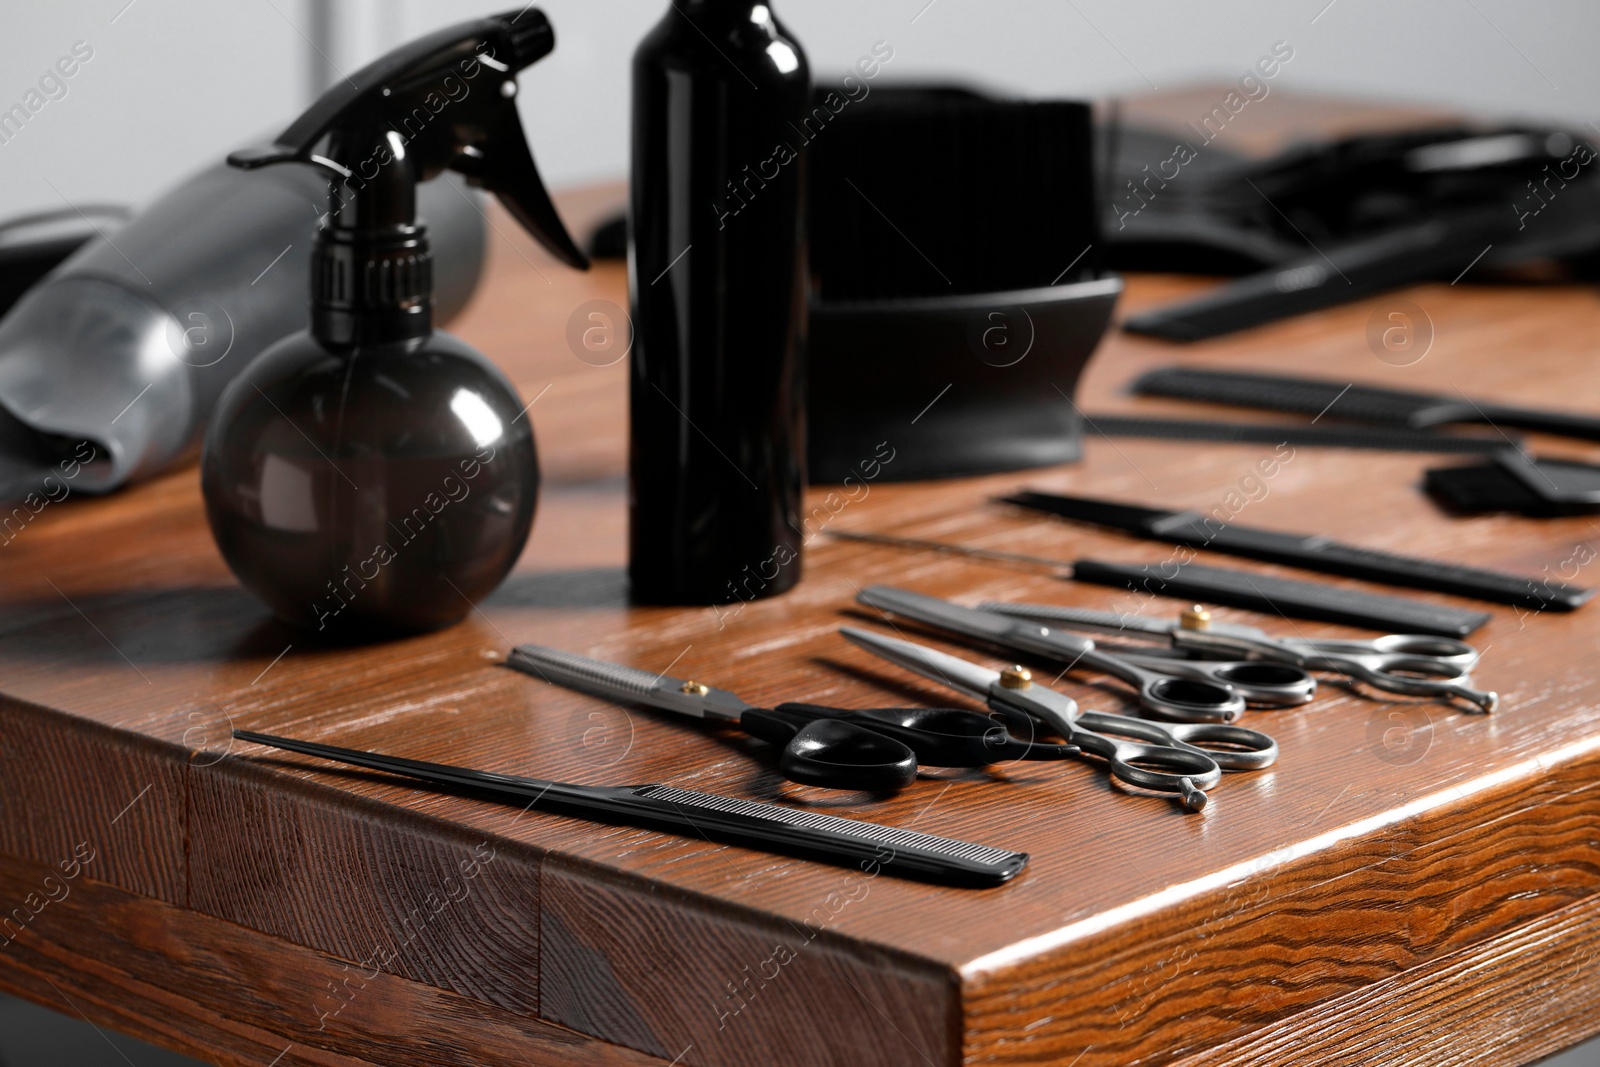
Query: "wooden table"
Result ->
[[6, 95, 1600, 1067]]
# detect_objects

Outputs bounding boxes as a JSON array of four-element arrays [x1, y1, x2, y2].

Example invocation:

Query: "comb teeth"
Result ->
[[510, 646, 661, 697], [859, 587, 1015, 641], [634, 785, 1021, 867]]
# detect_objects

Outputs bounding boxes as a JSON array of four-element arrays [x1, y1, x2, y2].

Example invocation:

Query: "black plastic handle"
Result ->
[[739, 708, 918, 792], [773, 703, 1075, 767]]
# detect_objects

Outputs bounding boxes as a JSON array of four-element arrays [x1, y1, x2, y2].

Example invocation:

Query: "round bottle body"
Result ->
[[201, 329, 538, 637], [629, 0, 811, 605]]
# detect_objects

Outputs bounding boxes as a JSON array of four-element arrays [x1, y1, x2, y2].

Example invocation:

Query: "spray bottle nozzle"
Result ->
[[227, 8, 587, 273]]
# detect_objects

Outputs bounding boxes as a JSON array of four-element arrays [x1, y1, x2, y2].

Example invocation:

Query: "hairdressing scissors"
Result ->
[[978, 602, 1496, 714], [856, 586, 1315, 722], [840, 627, 1279, 812], [508, 644, 1077, 793]]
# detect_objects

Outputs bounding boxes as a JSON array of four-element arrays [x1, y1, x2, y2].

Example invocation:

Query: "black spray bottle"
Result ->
[[629, 0, 811, 605], [201, 10, 588, 637]]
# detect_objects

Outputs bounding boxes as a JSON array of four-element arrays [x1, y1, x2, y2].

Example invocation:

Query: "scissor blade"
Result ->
[[509, 644, 747, 720], [859, 585, 1017, 641], [978, 601, 1177, 638], [839, 627, 1000, 705], [857, 585, 1097, 663]]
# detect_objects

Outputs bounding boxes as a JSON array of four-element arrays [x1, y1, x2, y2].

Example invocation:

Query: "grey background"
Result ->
[[3, 0, 1600, 1063], [3, 0, 1599, 216]]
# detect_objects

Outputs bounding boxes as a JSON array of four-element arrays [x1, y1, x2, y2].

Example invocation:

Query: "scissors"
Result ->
[[979, 601, 1497, 714], [840, 627, 1278, 812], [508, 644, 1077, 793], [856, 586, 1315, 722]]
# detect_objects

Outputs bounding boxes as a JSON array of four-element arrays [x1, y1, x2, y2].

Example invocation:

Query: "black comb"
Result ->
[[1134, 367, 1600, 442], [1068, 560, 1492, 636], [233, 731, 1027, 888], [1004, 489, 1594, 611], [1119, 214, 1509, 342], [1086, 414, 1515, 453]]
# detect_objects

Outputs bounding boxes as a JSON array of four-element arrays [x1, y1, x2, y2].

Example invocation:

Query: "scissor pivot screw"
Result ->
[[681, 681, 710, 696], [999, 666, 1034, 690], [1180, 606, 1213, 631]]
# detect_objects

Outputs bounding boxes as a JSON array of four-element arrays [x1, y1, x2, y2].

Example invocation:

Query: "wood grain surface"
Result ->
[[0, 848, 669, 1067], [5, 90, 1600, 1066]]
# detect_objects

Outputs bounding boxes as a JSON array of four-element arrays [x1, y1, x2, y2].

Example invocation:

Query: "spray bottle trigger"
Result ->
[[222, 8, 588, 273]]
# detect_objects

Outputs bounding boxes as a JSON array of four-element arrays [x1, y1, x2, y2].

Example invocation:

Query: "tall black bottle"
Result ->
[[629, 0, 811, 605]]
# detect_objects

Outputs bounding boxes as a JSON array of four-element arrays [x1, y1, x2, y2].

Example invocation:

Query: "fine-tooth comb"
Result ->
[[233, 730, 1029, 888]]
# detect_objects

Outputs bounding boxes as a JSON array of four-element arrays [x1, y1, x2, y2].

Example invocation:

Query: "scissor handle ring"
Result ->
[[1205, 663, 1318, 706], [779, 720, 921, 791], [1106, 744, 1222, 804], [1141, 676, 1247, 724], [1161, 722, 1280, 771], [1073, 712, 1224, 792], [1356, 653, 1474, 682], [741, 711, 920, 791], [1303, 657, 1499, 713], [1298, 635, 1479, 670]]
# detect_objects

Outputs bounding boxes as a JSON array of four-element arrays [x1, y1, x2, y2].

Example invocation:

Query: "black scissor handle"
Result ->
[[773, 704, 1073, 767], [741, 708, 919, 791]]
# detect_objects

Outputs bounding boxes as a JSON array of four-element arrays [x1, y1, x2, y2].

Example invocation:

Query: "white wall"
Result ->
[[3, 0, 1598, 217]]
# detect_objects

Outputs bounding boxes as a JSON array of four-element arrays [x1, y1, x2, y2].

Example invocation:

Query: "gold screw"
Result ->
[[680, 681, 710, 696], [1179, 605, 1213, 631], [999, 666, 1033, 690]]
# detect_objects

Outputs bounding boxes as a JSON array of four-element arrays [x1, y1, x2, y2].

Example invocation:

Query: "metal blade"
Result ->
[[977, 601, 1177, 638], [841, 627, 1083, 735], [858, 586, 1027, 641], [838, 627, 1000, 704], [856, 586, 1092, 660], [508, 644, 750, 721]]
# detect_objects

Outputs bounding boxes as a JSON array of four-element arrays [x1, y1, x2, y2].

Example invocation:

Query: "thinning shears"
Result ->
[[509, 644, 1077, 793], [857, 586, 1315, 722], [840, 627, 1278, 812], [979, 601, 1497, 714]]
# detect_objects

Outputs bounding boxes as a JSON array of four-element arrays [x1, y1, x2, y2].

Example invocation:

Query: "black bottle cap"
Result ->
[[310, 226, 433, 345]]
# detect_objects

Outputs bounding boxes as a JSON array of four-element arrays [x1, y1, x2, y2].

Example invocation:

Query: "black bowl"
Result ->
[[807, 275, 1123, 482]]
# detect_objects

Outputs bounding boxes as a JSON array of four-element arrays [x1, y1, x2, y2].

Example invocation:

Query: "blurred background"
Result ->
[[4, 0, 1600, 216], [4, 0, 1600, 1063]]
